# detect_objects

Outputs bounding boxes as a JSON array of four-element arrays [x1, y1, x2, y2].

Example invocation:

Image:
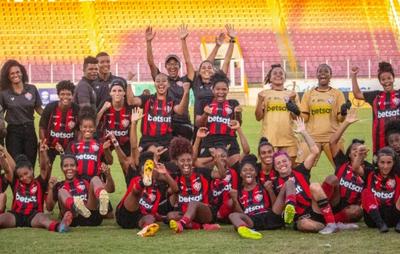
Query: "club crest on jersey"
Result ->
[[25, 92, 33, 101], [166, 105, 172, 113], [68, 121, 76, 129], [387, 179, 396, 189], [11, 97, 15, 101], [176, 81, 183, 87], [224, 105, 232, 115], [121, 119, 130, 128], [77, 184, 85, 191], [327, 98, 334, 104], [31, 185, 37, 194], [193, 182, 201, 192], [148, 193, 156, 202], [92, 144, 99, 152], [394, 97, 400, 106], [254, 193, 263, 202], [224, 174, 231, 182]]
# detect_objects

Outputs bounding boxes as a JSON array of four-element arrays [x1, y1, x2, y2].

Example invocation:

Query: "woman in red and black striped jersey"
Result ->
[[360, 147, 400, 233], [45, 154, 113, 227], [127, 73, 190, 150], [116, 151, 178, 237], [196, 71, 242, 168], [385, 120, 400, 176], [321, 109, 373, 223], [97, 79, 132, 156], [67, 106, 113, 181], [39, 80, 79, 164], [273, 117, 352, 234], [167, 137, 218, 233], [228, 155, 296, 240], [0, 142, 71, 232], [352, 62, 400, 157], [257, 137, 277, 187]]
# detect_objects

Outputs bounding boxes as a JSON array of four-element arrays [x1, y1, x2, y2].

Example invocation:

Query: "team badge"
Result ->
[[224, 105, 232, 115], [387, 179, 396, 189], [121, 119, 130, 128], [68, 121, 76, 129], [31, 186, 37, 194], [327, 98, 334, 104], [77, 184, 85, 191], [166, 105, 172, 113], [254, 193, 263, 202], [11, 97, 15, 101], [25, 92, 33, 101], [394, 97, 400, 106], [193, 182, 201, 191], [92, 143, 99, 152], [224, 174, 231, 182], [148, 193, 156, 202], [176, 81, 183, 87]]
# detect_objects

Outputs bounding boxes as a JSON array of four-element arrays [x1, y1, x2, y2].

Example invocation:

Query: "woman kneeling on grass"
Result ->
[[45, 154, 113, 227], [360, 147, 400, 233], [116, 151, 178, 237], [228, 154, 297, 240], [321, 109, 373, 223], [0, 142, 71, 232]]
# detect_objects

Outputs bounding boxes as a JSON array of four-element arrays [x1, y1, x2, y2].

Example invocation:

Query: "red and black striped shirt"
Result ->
[[98, 103, 132, 146], [118, 176, 161, 216], [239, 184, 270, 216], [210, 168, 238, 209], [273, 164, 312, 216], [39, 101, 79, 149], [366, 171, 400, 207], [140, 94, 174, 138], [206, 99, 239, 137], [176, 172, 209, 213], [53, 178, 90, 203], [67, 139, 104, 180], [364, 90, 400, 154], [258, 167, 277, 186], [11, 176, 46, 216]]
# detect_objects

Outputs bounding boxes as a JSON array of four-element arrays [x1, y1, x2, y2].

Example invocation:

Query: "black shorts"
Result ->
[[172, 121, 193, 141], [332, 199, 350, 214], [157, 199, 175, 216], [250, 211, 284, 231], [198, 135, 240, 158], [10, 211, 38, 227], [71, 210, 103, 227], [210, 205, 231, 224], [295, 208, 325, 228], [364, 205, 400, 228], [115, 203, 143, 229]]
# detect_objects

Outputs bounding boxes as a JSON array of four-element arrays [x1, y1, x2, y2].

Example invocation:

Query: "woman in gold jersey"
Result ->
[[299, 64, 350, 165], [255, 64, 300, 163]]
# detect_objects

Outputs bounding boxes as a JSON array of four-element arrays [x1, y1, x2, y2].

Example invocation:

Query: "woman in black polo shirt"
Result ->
[[0, 60, 43, 166]]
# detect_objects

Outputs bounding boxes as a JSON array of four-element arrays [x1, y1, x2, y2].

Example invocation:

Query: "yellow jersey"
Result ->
[[300, 87, 345, 142], [258, 89, 300, 147]]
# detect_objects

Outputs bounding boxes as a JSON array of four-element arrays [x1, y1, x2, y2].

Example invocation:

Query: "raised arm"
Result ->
[[45, 176, 58, 212], [206, 33, 225, 63], [221, 24, 236, 74], [155, 163, 179, 194], [351, 145, 369, 177], [229, 120, 250, 161], [293, 117, 319, 170], [129, 108, 143, 167], [39, 139, 52, 180], [329, 108, 358, 158], [179, 24, 195, 81], [0, 145, 15, 183], [193, 127, 212, 167], [173, 82, 190, 115], [351, 66, 364, 100], [102, 140, 114, 165], [101, 164, 115, 193], [145, 26, 159, 80], [96, 101, 111, 127], [196, 105, 212, 127]]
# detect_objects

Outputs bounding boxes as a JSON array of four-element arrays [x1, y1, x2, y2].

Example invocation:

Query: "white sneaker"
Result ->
[[336, 222, 359, 231], [319, 223, 339, 235]]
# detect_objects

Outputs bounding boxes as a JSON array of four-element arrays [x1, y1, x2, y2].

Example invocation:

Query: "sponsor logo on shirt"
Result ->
[[244, 204, 264, 215], [207, 115, 231, 124], [16, 193, 37, 203], [372, 188, 394, 200], [50, 130, 74, 139], [76, 154, 97, 161], [147, 114, 171, 123], [178, 194, 203, 203], [25, 92, 33, 101], [377, 108, 400, 119], [339, 178, 363, 193]]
